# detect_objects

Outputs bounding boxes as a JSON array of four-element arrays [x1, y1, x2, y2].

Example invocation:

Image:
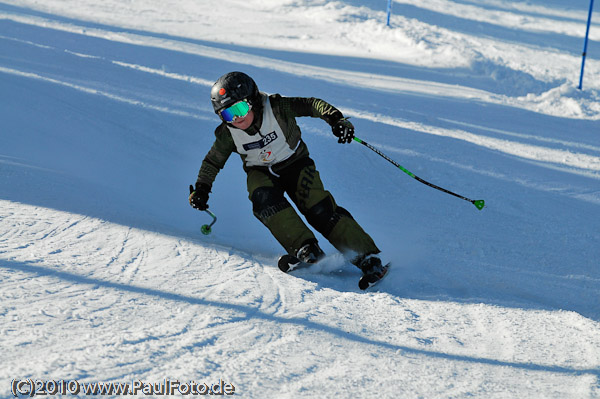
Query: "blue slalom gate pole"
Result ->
[[579, 0, 595, 90], [386, 0, 392, 27]]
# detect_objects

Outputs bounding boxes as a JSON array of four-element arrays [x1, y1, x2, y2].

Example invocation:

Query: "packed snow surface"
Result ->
[[1, 0, 599, 397]]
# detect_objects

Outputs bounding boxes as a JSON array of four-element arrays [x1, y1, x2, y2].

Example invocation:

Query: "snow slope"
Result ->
[[1, 0, 599, 397]]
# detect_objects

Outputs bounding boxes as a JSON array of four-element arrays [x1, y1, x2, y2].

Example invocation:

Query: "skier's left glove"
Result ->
[[332, 118, 354, 144], [189, 183, 210, 211]]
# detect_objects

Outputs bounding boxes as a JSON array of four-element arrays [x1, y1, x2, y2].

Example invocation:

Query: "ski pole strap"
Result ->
[[353, 137, 485, 210]]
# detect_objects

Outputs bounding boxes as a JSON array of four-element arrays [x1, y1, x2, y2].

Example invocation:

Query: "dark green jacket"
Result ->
[[196, 93, 343, 188]]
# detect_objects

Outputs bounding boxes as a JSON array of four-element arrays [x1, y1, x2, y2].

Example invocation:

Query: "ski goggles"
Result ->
[[220, 100, 251, 123]]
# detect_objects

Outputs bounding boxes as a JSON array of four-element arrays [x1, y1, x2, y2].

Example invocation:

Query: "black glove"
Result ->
[[332, 118, 355, 144], [189, 184, 210, 211]]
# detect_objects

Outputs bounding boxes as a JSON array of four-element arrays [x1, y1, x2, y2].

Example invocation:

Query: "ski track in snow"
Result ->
[[1, 201, 599, 398], [1, 1, 600, 397]]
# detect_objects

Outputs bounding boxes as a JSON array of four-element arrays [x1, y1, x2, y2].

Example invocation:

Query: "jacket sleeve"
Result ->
[[195, 124, 236, 189], [274, 95, 344, 126]]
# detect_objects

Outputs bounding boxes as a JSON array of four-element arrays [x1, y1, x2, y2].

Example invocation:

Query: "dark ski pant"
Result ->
[[247, 157, 379, 265]]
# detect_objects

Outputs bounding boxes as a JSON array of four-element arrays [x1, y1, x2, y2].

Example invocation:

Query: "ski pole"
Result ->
[[353, 137, 485, 210], [578, 0, 595, 90], [201, 210, 217, 235]]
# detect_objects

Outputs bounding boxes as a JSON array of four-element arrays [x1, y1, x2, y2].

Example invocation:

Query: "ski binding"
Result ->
[[358, 263, 390, 291]]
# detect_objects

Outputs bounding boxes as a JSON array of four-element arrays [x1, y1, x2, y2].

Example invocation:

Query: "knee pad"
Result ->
[[305, 197, 343, 237], [251, 187, 290, 223]]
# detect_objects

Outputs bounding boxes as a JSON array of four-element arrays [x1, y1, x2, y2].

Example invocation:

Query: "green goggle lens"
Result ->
[[220, 101, 250, 122]]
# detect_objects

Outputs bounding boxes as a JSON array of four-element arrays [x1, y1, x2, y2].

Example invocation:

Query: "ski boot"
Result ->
[[357, 253, 389, 290], [278, 240, 325, 272]]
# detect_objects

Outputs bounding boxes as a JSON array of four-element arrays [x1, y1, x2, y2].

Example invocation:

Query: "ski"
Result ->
[[278, 254, 315, 273], [358, 263, 391, 291], [280, 254, 391, 291]]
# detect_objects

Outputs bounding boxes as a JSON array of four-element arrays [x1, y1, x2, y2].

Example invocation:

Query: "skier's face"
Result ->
[[231, 109, 254, 130]]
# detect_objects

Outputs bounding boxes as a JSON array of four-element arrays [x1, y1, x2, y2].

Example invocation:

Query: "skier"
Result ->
[[189, 71, 387, 289]]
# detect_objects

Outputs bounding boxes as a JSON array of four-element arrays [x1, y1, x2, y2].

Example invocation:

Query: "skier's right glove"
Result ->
[[189, 183, 210, 211]]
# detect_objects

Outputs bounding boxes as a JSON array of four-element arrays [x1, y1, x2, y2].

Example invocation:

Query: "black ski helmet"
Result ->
[[210, 72, 260, 115]]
